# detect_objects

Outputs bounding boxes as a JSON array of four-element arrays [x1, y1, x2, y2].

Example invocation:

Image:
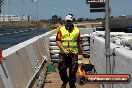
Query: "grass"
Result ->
[[0, 21, 51, 28]]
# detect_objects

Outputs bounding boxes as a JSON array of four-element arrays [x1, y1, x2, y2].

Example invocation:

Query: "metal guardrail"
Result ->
[[0, 29, 58, 88]]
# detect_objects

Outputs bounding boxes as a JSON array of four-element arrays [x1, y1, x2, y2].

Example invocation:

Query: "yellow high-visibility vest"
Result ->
[[59, 26, 80, 54]]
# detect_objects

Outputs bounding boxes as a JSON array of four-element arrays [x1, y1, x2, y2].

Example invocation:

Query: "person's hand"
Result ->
[[82, 52, 90, 58], [63, 49, 69, 54]]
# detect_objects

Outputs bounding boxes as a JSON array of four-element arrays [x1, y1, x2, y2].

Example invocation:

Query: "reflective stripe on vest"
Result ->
[[59, 26, 80, 53], [63, 46, 78, 48], [61, 40, 76, 42]]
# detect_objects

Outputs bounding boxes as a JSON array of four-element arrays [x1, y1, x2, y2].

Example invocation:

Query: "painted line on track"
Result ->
[[0, 30, 30, 36]]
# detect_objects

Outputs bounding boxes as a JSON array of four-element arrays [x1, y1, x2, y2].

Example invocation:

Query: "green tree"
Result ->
[[77, 18, 84, 22], [51, 15, 62, 24], [85, 18, 90, 21]]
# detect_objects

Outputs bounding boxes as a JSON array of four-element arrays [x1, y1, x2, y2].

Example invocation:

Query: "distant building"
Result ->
[[100, 15, 132, 28], [119, 15, 126, 19], [126, 15, 132, 19], [0, 15, 32, 22], [110, 15, 132, 28], [86, 0, 105, 4]]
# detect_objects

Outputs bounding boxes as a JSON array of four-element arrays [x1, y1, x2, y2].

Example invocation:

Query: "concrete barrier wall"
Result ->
[[0, 29, 57, 88], [90, 36, 132, 88], [80, 28, 94, 35], [90, 37, 106, 74]]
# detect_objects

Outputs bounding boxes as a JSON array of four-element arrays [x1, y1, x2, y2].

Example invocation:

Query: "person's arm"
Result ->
[[56, 30, 69, 54], [77, 31, 85, 54], [77, 31, 89, 58]]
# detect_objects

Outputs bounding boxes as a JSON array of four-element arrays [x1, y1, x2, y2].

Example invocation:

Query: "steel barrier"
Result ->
[[0, 29, 58, 88]]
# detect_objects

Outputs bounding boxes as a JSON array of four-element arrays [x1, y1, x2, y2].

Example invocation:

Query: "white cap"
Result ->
[[65, 15, 73, 21]]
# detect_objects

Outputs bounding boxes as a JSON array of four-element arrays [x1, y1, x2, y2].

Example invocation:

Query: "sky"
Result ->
[[1, 0, 132, 20]]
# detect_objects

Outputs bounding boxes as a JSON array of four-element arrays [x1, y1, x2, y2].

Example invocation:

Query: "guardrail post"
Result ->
[[105, 0, 111, 88]]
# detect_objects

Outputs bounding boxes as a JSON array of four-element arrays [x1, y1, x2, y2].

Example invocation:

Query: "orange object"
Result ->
[[78, 66, 86, 76], [0, 47, 5, 61]]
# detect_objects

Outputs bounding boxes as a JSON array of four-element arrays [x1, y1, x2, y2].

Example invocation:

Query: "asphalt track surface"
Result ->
[[0, 26, 52, 49]]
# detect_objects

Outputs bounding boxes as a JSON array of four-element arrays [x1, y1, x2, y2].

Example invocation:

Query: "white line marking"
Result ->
[[6, 33, 11, 34], [0, 34, 4, 35]]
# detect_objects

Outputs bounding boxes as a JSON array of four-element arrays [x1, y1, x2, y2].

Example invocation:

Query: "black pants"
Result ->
[[58, 53, 78, 86]]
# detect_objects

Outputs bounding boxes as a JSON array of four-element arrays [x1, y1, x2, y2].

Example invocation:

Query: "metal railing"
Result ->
[[0, 29, 58, 88]]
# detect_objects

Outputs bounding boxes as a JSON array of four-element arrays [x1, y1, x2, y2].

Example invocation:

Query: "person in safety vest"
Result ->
[[56, 14, 85, 88]]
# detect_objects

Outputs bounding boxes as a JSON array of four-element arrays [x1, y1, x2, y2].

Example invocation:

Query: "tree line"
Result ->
[[40, 15, 104, 23]]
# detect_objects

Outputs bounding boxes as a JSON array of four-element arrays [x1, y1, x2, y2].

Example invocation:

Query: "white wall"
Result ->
[[90, 36, 132, 88]]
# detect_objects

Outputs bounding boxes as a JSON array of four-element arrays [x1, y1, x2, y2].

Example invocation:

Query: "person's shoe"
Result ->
[[61, 83, 66, 88], [61, 79, 69, 88]]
